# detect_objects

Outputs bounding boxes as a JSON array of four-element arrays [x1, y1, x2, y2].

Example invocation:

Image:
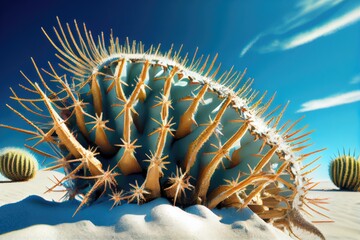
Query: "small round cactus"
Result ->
[[329, 154, 360, 191], [0, 147, 38, 181]]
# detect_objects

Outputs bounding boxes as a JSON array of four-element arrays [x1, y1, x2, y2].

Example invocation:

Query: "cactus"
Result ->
[[329, 153, 360, 191], [0, 18, 328, 239], [0, 147, 38, 181]]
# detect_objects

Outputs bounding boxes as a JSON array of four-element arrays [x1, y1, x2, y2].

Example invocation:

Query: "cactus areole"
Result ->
[[0, 18, 328, 239]]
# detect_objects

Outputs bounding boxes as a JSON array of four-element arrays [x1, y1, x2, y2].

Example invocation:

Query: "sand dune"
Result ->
[[1, 171, 359, 239], [0, 170, 290, 240]]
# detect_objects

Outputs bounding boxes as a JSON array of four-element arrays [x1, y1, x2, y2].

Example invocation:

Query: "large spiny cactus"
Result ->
[[0, 18, 329, 239], [329, 152, 360, 191]]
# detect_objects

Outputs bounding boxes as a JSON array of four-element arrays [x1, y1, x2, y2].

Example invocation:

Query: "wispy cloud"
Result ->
[[350, 74, 360, 84], [239, 0, 360, 57], [240, 34, 262, 57], [276, 6, 360, 51], [297, 90, 360, 112], [274, 0, 343, 34]]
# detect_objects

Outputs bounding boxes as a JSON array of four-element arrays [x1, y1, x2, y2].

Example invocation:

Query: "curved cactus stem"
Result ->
[[194, 121, 249, 202], [143, 66, 178, 198], [183, 97, 232, 173], [207, 160, 288, 209], [252, 145, 279, 173], [175, 84, 208, 139], [35, 82, 104, 176], [207, 174, 276, 209], [107, 58, 127, 102], [89, 73, 103, 116], [115, 61, 150, 175]]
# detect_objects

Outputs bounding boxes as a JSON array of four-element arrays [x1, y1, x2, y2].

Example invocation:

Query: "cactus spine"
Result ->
[[0, 148, 38, 181], [329, 154, 360, 191], [0, 18, 328, 239]]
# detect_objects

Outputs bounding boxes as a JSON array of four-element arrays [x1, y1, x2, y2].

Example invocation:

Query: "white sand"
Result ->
[[0, 171, 65, 206], [3, 171, 359, 239], [307, 181, 360, 240], [0, 170, 290, 240]]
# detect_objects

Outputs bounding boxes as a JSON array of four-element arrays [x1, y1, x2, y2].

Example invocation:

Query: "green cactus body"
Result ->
[[329, 155, 360, 191], [0, 18, 327, 239], [0, 148, 38, 181]]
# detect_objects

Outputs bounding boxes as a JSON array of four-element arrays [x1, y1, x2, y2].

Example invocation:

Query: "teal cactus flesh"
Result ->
[[0, 18, 328, 239], [0, 148, 38, 181], [329, 154, 360, 191]]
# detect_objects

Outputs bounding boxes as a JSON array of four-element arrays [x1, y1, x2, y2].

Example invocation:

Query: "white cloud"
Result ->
[[240, 34, 262, 57], [350, 74, 360, 84], [239, 0, 343, 56], [297, 90, 360, 112], [276, 0, 343, 34], [297, 0, 342, 15], [239, 0, 360, 56], [282, 6, 360, 50]]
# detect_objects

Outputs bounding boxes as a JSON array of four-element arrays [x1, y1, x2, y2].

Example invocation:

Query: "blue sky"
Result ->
[[0, 0, 359, 180]]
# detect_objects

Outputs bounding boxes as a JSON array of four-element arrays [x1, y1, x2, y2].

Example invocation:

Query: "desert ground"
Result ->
[[307, 181, 360, 240], [0, 171, 359, 240]]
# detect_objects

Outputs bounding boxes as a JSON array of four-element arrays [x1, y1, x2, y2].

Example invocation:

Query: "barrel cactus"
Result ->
[[329, 153, 360, 191], [0, 18, 328, 239], [0, 147, 38, 181]]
